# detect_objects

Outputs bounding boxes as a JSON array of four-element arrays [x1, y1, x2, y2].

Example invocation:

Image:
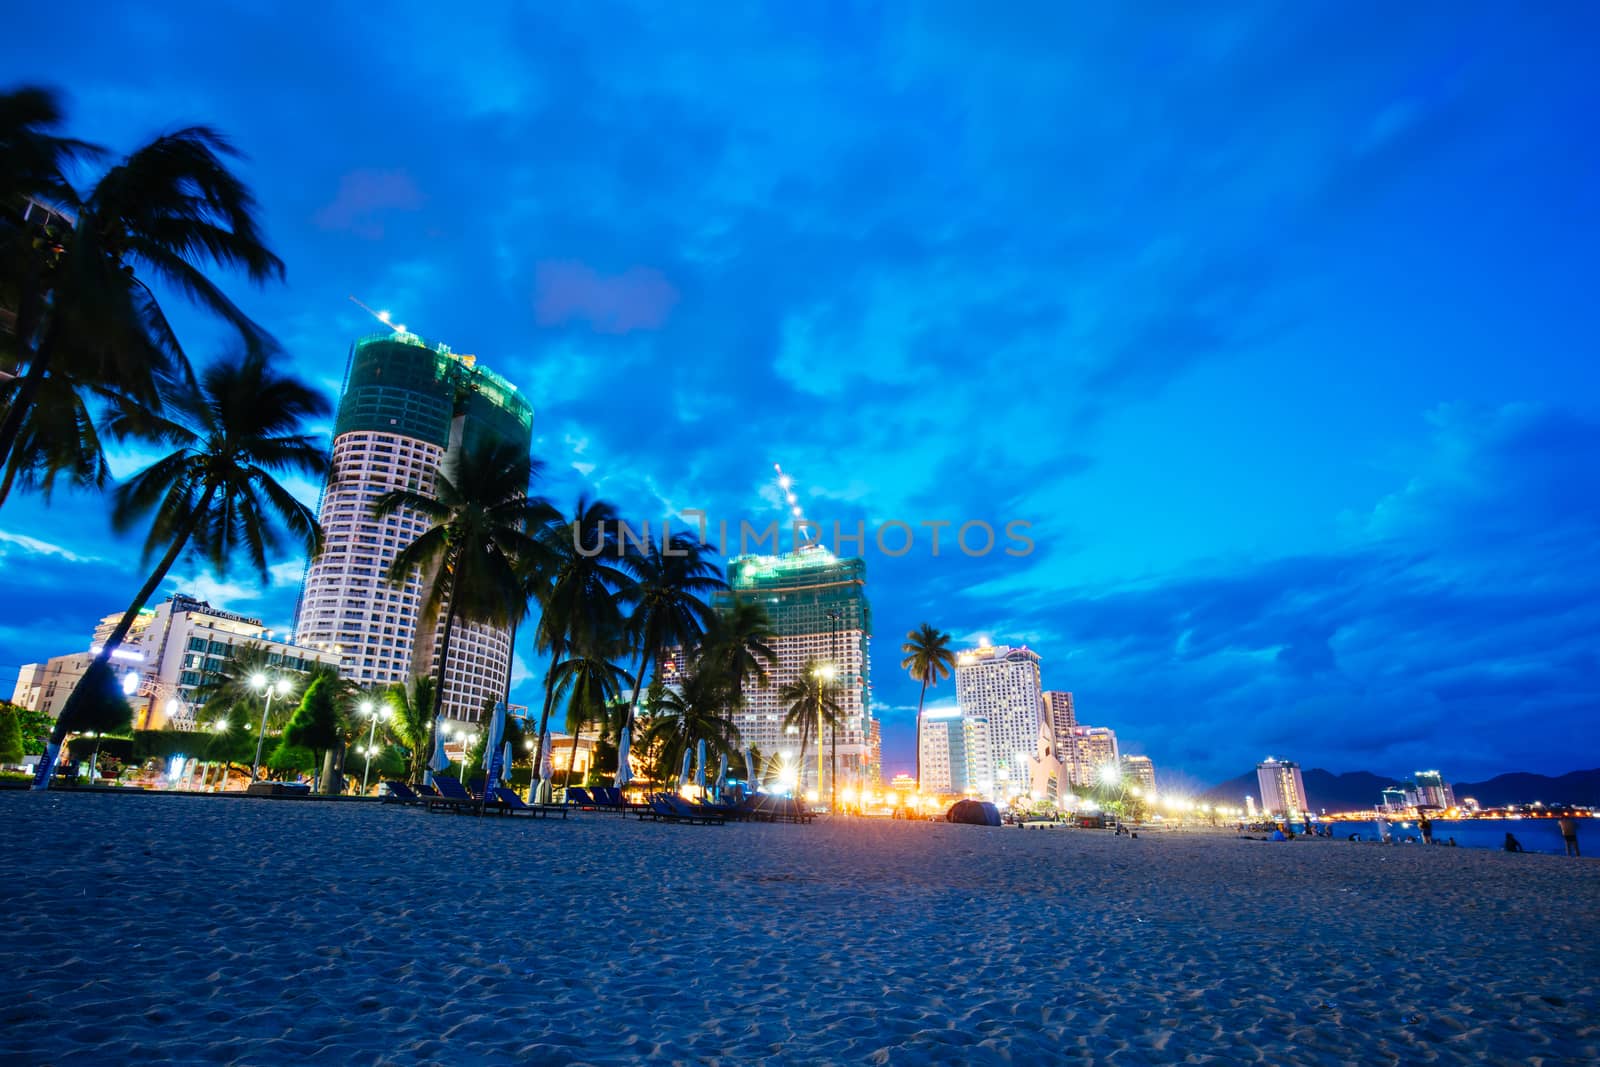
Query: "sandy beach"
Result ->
[[2, 793, 1596, 1066]]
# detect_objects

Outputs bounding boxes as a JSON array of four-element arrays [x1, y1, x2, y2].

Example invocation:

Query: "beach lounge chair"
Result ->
[[381, 781, 422, 805], [642, 793, 726, 826], [490, 787, 569, 819], [592, 786, 645, 815], [565, 786, 600, 810], [426, 775, 480, 814]]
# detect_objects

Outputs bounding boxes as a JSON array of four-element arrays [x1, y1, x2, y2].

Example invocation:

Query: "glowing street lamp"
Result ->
[[358, 700, 393, 795], [250, 675, 292, 781]]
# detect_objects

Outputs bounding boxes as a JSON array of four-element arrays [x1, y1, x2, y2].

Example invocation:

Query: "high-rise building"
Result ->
[[1381, 787, 1409, 813], [1068, 725, 1120, 785], [954, 644, 1044, 797], [918, 709, 965, 795], [1411, 770, 1455, 810], [1121, 754, 1157, 794], [294, 332, 533, 724], [1256, 757, 1310, 817], [722, 547, 872, 792], [1042, 690, 1078, 780]]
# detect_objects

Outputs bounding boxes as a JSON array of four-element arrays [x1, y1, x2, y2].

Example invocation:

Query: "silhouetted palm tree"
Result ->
[[644, 666, 742, 787], [780, 660, 843, 799], [550, 628, 633, 790], [375, 441, 552, 769], [617, 532, 723, 736], [386, 674, 436, 785], [901, 623, 956, 790], [2, 112, 282, 501], [529, 495, 632, 788], [33, 349, 327, 787], [701, 597, 777, 724]]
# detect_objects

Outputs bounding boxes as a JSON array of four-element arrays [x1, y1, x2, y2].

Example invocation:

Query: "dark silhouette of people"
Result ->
[[1557, 817, 1580, 857], [1419, 816, 1434, 845], [1504, 832, 1523, 853]]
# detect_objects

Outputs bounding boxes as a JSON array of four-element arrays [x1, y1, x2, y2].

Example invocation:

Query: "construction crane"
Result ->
[[348, 295, 405, 333], [773, 462, 805, 524]]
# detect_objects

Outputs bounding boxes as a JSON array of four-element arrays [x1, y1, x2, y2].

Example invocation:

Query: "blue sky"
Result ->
[[3, 3, 1597, 784]]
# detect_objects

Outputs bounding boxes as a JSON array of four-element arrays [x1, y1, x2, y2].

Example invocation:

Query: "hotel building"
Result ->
[[12, 593, 339, 727], [294, 332, 533, 724], [917, 706, 993, 796], [954, 644, 1044, 797], [1120, 754, 1157, 794], [722, 548, 873, 792], [1256, 757, 1310, 817]]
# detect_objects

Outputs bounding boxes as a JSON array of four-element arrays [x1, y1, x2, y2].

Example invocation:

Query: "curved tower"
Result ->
[[295, 332, 533, 723]]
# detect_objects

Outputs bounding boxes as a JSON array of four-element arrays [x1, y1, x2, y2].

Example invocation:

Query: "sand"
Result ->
[[2, 793, 1596, 1066]]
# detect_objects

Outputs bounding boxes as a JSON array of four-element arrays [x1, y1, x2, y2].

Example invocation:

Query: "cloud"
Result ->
[[314, 169, 424, 238], [534, 261, 679, 334], [0, 529, 99, 564]]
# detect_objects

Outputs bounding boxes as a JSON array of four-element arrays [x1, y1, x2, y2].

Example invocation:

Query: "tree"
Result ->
[[549, 630, 633, 789], [281, 675, 344, 795], [901, 623, 955, 791], [374, 440, 555, 785], [699, 597, 777, 735], [780, 661, 843, 799], [386, 675, 436, 785], [2, 102, 283, 502], [0, 701, 51, 755], [529, 495, 632, 793], [616, 532, 723, 736], [0, 707, 24, 764], [32, 349, 327, 788], [643, 666, 741, 788], [189, 641, 305, 734]]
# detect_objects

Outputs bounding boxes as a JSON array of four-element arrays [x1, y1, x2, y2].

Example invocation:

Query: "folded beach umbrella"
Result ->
[[425, 715, 449, 787], [678, 746, 692, 788], [614, 726, 634, 788], [483, 701, 507, 786], [500, 741, 514, 790], [695, 739, 708, 794], [716, 752, 728, 798], [536, 731, 555, 804], [744, 746, 757, 790]]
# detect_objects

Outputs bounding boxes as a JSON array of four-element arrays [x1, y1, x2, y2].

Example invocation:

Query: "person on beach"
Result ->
[[1557, 817, 1580, 857], [1419, 816, 1434, 845], [1504, 833, 1523, 853]]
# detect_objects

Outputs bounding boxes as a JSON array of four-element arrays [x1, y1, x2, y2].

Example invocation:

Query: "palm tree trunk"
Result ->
[[530, 645, 561, 801], [33, 485, 215, 789], [423, 559, 465, 781], [830, 719, 838, 814], [913, 675, 928, 790]]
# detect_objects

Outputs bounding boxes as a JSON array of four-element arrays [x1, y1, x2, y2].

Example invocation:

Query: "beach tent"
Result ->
[[945, 799, 1002, 826], [743, 746, 757, 790], [695, 739, 708, 794], [614, 726, 634, 788], [425, 715, 449, 787]]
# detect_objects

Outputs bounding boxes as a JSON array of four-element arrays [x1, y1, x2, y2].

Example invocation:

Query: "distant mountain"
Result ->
[[1200, 768, 1404, 812], [1453, 769, 1600, 808], [1200, 767, 1600, 811]]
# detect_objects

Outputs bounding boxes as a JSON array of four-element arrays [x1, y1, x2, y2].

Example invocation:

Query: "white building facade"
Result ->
[[954, 644, 1044, 799]]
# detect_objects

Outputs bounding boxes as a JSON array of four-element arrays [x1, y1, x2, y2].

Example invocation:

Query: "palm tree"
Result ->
[[0, 86, 98, 215], [616, 532, 723, 737], [528, 495, 633, 790], [701, 596, 777, 719], [901, 623, 956, 791], [779, 660, 843, 800], [32, 349, 327, 787], [386, 674, 436, 785], [1, 115, 283, 497], [373, 440, 555, 783], [644, 665, 742, 787], [549, 631, 633, 791]]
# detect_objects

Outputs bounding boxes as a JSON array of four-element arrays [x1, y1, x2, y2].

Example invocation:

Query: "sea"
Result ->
[[1324, 816, 1582, 855]]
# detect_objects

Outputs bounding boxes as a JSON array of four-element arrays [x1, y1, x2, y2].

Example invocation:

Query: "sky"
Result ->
[[2, 3, 1597, 785]]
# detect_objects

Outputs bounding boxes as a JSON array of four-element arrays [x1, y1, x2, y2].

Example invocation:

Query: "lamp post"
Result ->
[[814, 663, 835, 812], [250, 674, 291, 781], [358, 700, 392, 795]]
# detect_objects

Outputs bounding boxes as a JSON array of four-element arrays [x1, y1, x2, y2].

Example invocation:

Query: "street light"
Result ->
[[358, 700, 392, 795], [814, 663, 835, 812], [250, 675, 292, 781]]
